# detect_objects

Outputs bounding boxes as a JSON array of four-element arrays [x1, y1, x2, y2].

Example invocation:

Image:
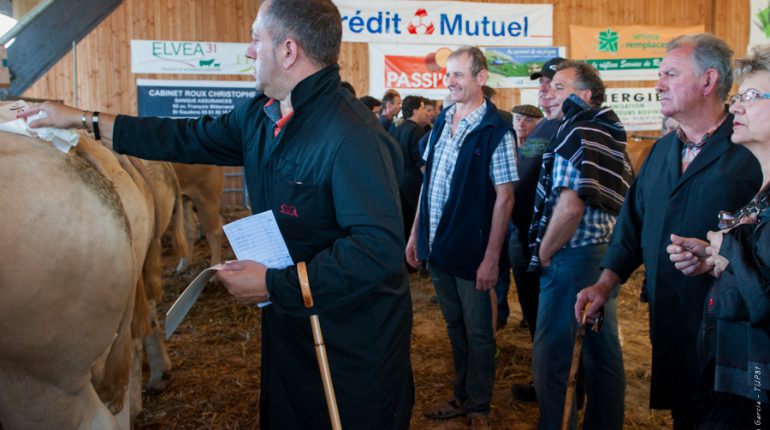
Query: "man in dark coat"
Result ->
[[575, 33, 762, 428], [21, 1, 414, 429], [390, 95, 431, 241]]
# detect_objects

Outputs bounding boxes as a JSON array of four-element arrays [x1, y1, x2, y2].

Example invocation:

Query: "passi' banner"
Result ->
[[369, 44, 458, 99], [570, 25, 703, 81], [368, 44, 566, 98], [333, 0, 553, 46]]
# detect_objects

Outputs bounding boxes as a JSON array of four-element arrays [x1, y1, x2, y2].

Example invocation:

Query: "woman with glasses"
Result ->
[[668, 45, 770, 428]]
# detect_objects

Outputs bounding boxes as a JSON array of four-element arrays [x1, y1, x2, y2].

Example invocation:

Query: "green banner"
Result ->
[[586, 58, 662, 71]]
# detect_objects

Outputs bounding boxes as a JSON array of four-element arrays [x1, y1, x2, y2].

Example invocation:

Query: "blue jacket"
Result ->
[[417, 100, 513, 280]]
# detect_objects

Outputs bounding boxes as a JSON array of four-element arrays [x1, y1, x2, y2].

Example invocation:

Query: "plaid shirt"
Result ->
[[550, 153, 616, 247], [423, 101, 518, 248]]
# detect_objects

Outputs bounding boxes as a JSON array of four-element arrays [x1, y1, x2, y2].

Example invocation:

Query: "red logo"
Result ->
[[279, 204, 298, 218], [407, 9, 435, 35]]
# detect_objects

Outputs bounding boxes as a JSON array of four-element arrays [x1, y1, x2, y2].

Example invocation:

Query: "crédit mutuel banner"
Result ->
[[333, 0, 553, 46], [131, 40, 251, 75], [570, 25, 704, 81]]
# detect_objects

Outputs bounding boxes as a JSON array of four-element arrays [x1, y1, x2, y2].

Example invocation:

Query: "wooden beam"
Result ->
[[6, 0, 123, 95]]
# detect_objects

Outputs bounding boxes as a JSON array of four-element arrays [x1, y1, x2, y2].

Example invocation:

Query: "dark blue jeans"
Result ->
[[532, 243, 625, 430], [429, 264, 496, 416]]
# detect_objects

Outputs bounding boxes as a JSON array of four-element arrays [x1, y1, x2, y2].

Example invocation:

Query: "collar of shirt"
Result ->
[[444, 100, 488, 138], [263, 99, 295, 137], [675, 113, 728, 150]]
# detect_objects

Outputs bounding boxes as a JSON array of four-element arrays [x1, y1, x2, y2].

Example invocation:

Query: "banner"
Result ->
[[604, 88, 662, 131], [750, 0, 770, 50], [369, 44, 565, 98], [570, 25, 704, 81], [333, 0, 553, 46], [137, 79, 256, 118], [369, 43, 458, 99], [483, 46, 567, 88], [132, 40, 251, 75]]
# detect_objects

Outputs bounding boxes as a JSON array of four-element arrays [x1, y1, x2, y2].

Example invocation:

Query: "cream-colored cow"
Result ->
[[173, 164, 224, 271], [0, 132, 151, 430]]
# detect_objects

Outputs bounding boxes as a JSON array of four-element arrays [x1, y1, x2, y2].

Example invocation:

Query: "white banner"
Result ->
[[131, 40, 251, 75], [333, 0, 553, 46], [604, 88, 662, 131], [749, 0, 770, 50]]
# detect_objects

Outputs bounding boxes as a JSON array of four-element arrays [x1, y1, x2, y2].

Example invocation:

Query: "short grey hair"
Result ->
[[734, 44, 770, 85], [666, 33, 734, 101], [260, 0, 342, 67], [555, 60, 606, 108], [448, 46, 488, 77]]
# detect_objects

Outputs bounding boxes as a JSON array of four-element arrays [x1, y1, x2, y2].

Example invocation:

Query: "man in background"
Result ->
[[380, 89, 402, 132], [391, 95, 431, 245], [510, 56, 565, 403]]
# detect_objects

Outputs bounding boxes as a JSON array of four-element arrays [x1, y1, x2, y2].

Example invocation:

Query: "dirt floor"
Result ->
[[134, 207, 674, 429]]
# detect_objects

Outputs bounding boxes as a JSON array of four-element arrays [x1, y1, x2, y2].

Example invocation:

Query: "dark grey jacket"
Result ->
[[114, 65, 413, 429], [601, 117, 762, 410]]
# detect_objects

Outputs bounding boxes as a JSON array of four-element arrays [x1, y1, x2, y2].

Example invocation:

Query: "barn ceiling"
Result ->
[[4, 0, 124, 96]]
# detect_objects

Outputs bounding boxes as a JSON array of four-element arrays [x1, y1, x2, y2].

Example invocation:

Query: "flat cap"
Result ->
[[512, 104, 544, 118]]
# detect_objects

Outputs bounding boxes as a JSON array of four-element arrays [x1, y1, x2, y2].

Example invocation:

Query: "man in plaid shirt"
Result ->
[[528, 61, 632, 430], [406, 46, 516, 429]]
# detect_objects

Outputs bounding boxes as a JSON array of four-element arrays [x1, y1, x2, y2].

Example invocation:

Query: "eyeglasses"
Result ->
[[728, 88, 770, 106], [717, 191, 770, 230]]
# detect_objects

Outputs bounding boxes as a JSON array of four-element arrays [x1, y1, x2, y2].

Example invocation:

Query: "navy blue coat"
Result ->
[[113, 65, 414, 429], [601, 117, 762, 410]]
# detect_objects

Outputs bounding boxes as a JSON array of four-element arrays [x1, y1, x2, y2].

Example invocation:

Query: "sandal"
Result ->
[[423, 398, 465, 420]]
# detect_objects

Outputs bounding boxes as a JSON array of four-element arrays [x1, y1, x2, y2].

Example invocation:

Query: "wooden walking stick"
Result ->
[[561, 302, 595, 430], [297, 262, 343, 430]]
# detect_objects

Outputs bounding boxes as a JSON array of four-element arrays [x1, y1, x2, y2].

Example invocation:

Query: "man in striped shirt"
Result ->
[[528, 61, 632, 430]]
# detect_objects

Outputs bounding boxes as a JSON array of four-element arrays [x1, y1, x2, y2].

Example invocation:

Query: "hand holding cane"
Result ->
[[561, 302, 599, 430], [297, 262, 343, 430]]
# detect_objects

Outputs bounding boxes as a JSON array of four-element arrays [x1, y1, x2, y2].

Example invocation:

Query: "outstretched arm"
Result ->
[[17, 102, 117, 147]]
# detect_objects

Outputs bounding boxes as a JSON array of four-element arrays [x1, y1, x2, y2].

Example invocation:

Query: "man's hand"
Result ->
[[574, 269, 618, 323], [16, 101, 83, 129], [405, 232, 421, 268], [214, 260, 270, 305], [475, 257, 498, 291], [538, 247, 552, 268], [667, 234, 712, 276]]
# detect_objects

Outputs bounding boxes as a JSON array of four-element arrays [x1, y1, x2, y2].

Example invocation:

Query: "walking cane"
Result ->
[[297, 262, 343, 430], [560, 302, 596, 430]]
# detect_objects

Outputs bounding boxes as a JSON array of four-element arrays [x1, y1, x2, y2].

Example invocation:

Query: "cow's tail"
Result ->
[[94, 271, 138, 414], [171, 170, 190, 274]]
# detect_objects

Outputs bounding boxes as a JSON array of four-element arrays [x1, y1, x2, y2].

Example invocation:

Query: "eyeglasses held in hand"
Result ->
[[728, 88, 770, 106], [717, 191, 770, 230]]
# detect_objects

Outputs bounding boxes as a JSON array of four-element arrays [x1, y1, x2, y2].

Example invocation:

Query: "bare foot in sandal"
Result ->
[[423, 398, 465, 420]]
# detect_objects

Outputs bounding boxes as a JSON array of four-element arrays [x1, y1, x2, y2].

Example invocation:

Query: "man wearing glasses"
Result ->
[[575, 34, 762, 428]]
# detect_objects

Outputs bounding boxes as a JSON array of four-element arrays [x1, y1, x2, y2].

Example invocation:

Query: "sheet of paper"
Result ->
[[165, 210, 294, 338], [165, 264, 221, 339], [222, 210, 293, 269]]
